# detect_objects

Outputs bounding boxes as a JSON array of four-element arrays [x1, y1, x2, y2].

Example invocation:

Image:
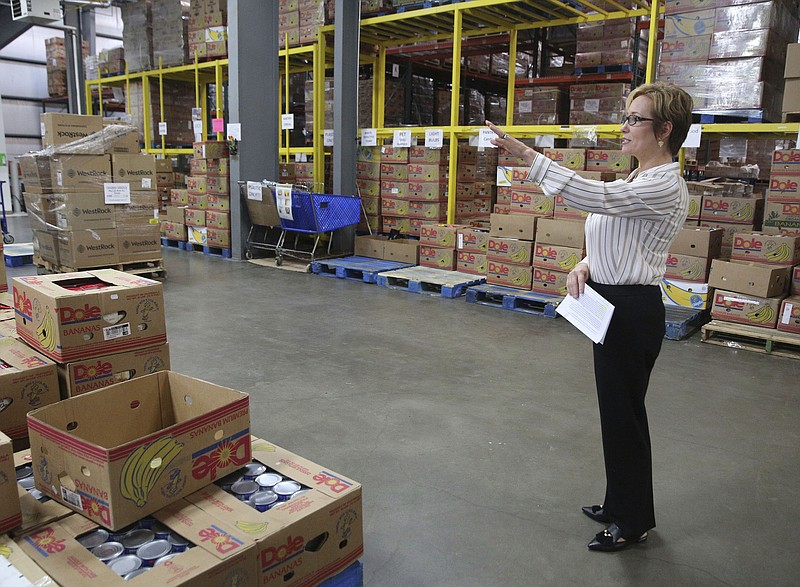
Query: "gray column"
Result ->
[[227, 0, 279, 260], [63, 8, 85, 114], [332, 0, 360, 251]]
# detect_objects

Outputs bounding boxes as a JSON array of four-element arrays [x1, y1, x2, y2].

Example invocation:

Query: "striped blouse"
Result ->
[[526, 154, 689, 286]]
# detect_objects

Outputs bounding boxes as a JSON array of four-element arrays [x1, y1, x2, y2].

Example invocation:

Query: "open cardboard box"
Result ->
[[27, 371, 251, 530], [0, 432, 22, 535], [12, 448, 72, 537]]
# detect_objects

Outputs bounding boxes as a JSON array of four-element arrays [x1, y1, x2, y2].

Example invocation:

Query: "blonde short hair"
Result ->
[[626, 82, 693, 155]]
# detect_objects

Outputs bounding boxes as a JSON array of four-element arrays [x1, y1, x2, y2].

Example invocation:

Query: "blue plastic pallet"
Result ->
[[664, 305, 710, 341], [319, 561, 363, 587], [311, 256, 414, 283], [184, 241, 232, 258], [696, 109, 766, 124], [161, 237, 187, 250], [574, 63, 633, 75], [466, 284, 561, 318], [3, 243, 34, 267], [377, 266, 486, 298]]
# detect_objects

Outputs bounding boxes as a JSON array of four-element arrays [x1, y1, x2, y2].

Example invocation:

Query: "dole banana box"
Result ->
[[382, 216, 411, 234], [767, 172, 800, 202], [763, 201, 800, 230], [670, 227, 723, 258], [406, 163, 445, 182], [0, 532, 55, 585], [554, 195, 589, 221], [162, 221, 188, 241], [380, 163, 408, 181], [408, 181, 447, 201], [730, 233, 800, 266], [419, 224, 464, 248], [207, 193, 231, 212], [381, 197, 409, 217], [533, 242, 584, 272], [187, 193, 208, 210], [532, 266, 569, 296], [190, 158, 208, 175], [793, 266, 800, 296], [711, 290, 784, 329], [26, 371, 251, 531], [356, 145, 380, 162], [380, 146, 408, 162], [205, 210, 231, 230], [187, 175, 208, 195], [687, 194, 702, 220], [193, 141, 229, 160], [111, 154, 157, 190], [171, 188, 189, 205], [206, 227, 231, 248], [355, 161, 380, 180], [700, 195, 764, 224], [507, 189, 555, 217], [700, 220, 752, 257], [187, 436, 363, 587], [355, 178, 380, 197], [660, 278, 710, 309], [51, 154, 112, 192], [0, 431, 22, 534], [17, 500, 254, 587], [585, 150, 632, 173], [664, 252, 710, 282], [185, 208, 207, 227], [12, 269, 167, 364], [207, 157, 229, 177], [540, 148, 586, 170], [360, 196, 380, 216], [419, 245, 456, 270], [664, 8, 715, 38], [489, 213, 537, 241], [380, 179, 409, 199], [457, 228, 491, 253], [496, 166, 538, 188], [708, 259, 790, 298], [777, 296, 800, 334], [12, 449, 72, 536], [456, 164, 476, 183], [770, 149, 800, 174], [206, 175, 230, 196], [486, 260, 533, 290], [658, 35, 712, 62], [456, 251, 488, 275], [409, 145, 447, 164], [487, 237, 533, 266], [409, 200, 447, 220]]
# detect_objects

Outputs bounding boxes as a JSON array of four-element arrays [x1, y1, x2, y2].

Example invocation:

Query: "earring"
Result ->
[[658, 140, 664, 148]]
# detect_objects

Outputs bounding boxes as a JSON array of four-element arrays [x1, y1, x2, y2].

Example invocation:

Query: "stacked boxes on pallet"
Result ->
[[533, 218, 586, 297], [419, 223, 464, 271], [569, 82, 629, 126], [184, 141, 231, 249], [408, 146, 447, 234], [152, 0, 190, 68], [356, 146, 381, 233], [44, 37, 89, 97], [660, 227, 723, 310], [658, 0, 799, 121], [698, 179, 764, 259], [121, 1, 153, 72], [513, 86, 566, 125], [764, 149, 800, 237], [188, 0, 228, 61], [783, 44, 800, 116], [575, 18, 645, 72], [380, 147, 411, 235]]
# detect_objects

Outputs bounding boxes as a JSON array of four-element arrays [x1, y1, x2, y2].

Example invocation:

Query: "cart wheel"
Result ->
[[3, 233, 13, 245], [305, 264, 312, 273], [245, 249, 254, 260], [275, 256, 283, 267]]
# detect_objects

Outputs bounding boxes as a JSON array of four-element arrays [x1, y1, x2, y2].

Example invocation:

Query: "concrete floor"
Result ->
[[4, 213, 800, 586]]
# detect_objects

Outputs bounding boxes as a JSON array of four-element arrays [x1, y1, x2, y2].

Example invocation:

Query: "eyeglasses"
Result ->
[[621, 114, 655, 127]]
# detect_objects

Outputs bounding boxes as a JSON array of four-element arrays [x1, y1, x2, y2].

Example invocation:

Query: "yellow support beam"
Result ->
[[447, 8, 464, 225]]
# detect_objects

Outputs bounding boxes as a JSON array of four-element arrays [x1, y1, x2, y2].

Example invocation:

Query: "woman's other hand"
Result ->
[[567, 263, 590, 299]]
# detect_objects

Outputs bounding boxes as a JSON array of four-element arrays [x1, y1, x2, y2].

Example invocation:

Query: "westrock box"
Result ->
[[59, 342, 170, 397], [26, 371, 251, 530], [730, 233, 800, 266], [0, 431, 22, 534], [0, 338, 60, 441], [777, 296, 800, 334], [41, 113, 103, 148], [112, 154, 157, 190], [711, 290, 784, 329], [187, 436, 363, 587], [13, 269, 167, 363]]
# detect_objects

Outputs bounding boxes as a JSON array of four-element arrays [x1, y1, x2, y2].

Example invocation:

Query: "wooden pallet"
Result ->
[[310, 256, 414, 283], [664, 305, 710, 341], [35, 256, 166, 279], [465, 284, 560, 318], [376, 266, 486, 298], [700, 320, 800, 359]]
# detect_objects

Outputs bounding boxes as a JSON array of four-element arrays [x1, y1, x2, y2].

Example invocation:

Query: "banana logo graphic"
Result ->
[[120, 436, 184, 507], [236, 520, 268, 534], [532, 198, 554, 215], [687, 198, 700, 217], [746, 304, 775, 323], [0, 541, 11, 559], [37, 310, 57, 352], [251, 442, 274, 452], [510, 247, 528, 263], [764, 243, 793, 263], [730, 203, 753, 220], [558, 253, 580, 271], [679, 263, 703, 280], [661, 281, 704, 308]]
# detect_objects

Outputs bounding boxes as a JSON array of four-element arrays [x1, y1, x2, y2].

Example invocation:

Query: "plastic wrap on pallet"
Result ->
[[709, 29, 785, 60], [713, 0, 797, 34]]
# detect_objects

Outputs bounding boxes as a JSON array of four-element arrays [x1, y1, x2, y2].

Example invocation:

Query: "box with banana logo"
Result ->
[[711, 290, 785, 329], [708, 259, 791, 298], [380, 179, 408, 200], [355, 178, 379, 197], [700, 195, 764, 225], [409, 200, 447, 221], [380, 197, 409, 217], [0, 431, 22, 534], [792, 266, 800, 296], [0, 339, 59, 441], [671, 227, 723, 258], [456, 251, 488, 275], [533, 242, 584, 273], [12, 448, 72, 537], [419, 246, 456, 271], [731, 232, 800, 266], [419, 224, 466, 248], [660, 278, 710, 309], [767, 172, 800, 202], [664, 252, 711, 283], [777, 296, 800, 334], [0, 532, 54, 586], [541, 148, 586, 170], [26, 371, 251, 531], [381, 216, 411, 235], [763, 201, 800, 230], [508, 189, 555, 217], [532, 267, 569, 296], [554, 195, 590, 221], [487, 237, 534, 266], [487, 260, 532, 290], [12, 269, 167, 363], [408, 181, 447, 201]]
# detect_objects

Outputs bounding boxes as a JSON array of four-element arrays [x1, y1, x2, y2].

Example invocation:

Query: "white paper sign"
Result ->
[[361, 128, 377, 146], [158, 122, 168, 136], [392, 64, 400, 78], [192, 120, 203, 134], [104, 183, 131, 204], [584, 98, 600, 113], [295, 153, 308, 162], [324, 129, 335, 146], [192, 107, 203, 120], [275, 184, 294, 220], [393, 129, 412, 148], [227, 123, 241, 141], [281, 114, 294, 130], [478, 128, 498, 149], [247, 181, 263, 201], [425, 129, 444, 149], [534, 135, 555, 148], [142, 177, 152, 189], [682, 123, 702, 149]]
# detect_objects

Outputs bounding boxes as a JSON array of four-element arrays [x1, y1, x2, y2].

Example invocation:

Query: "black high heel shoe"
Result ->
[[581, 505, 611, 523], [587, 523, 648, 552]]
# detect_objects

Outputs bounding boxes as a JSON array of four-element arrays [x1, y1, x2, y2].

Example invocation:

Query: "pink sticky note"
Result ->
[[212, 118, 224, 133]]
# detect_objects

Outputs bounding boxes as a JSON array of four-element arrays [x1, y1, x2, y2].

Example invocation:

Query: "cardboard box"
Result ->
[[664, 252, 711, 282], [187, 175, 207, 195], [456, 250, 488, 275], [708, 259, 790, 298], [535, 218, 585, 248], [409, 200, 447, 220], [52, 192, 116, 230], [783, 80, 800, 114], [355, 161, 380, 180], [585, 149, 632, 173], [505, 189, 555, 216], [406, 163, 444, 182], [381, 197, 409, 216], [700, 195, 764, 224], [771, 149, 800, 174], [531, 266, 569, 296], [171, 188, 190, 206], [419, 245, 456, 270], [0, 339, 60, 440], [187, 436, 364, 587], [711, 289, 784, 328], [381, 216, 410, 234], [409, 145, 447, 164], [115, 190, 160, 226], [193, 141, 229, 159], [533, 242, 583, 272], [785, 43, 800, 78], [540, 148, 585, 170], [41, 113, 103, 148], [660, 278, 710, 309], [763, 200, 800, 230], [407, 181, 447, 201], [380, 146, 408, 162], [730, 232, 800, 266], [380, 180, 409, 199], [59, 343, 170, 398], [13, 448, 73, 536], [670, 227, 723, 257], [246, 186, 281, 227], [700, 220, 747, 256], [487, 237, 533, 265], [206, 227, 231, 248], [383, 238, 419, 263], [767, 172, 800, 202], [0, 431, 22, 534], [486, 260, 532, 290], [57, 228, 119, 268], [206, 175, 230, 196], [0, 532, 56, 584], [419, 224, 464, 248], [27, 371, 251, 530], [354, 235, 384, 259], [205, 210, 230, 230], [380, 163, 408, 181], [52, 154, 112, 192], [162, 221, 187, 241], [489, 213, 537, 241], [793, 265, 800, 296], [116, 224, 162, 263], [457, 228, 491, 253], [777, 295, 800, 334], [13, 269, 167, 363], [355, 178, 380, 197], [111, 154, 157, 190], [554, 195, 590, 221], [185, 208, 207, 227]]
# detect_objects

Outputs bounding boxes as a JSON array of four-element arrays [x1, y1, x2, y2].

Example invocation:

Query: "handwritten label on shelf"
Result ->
[[478, 128, 497, 149], [104, 183, 131, 205], [227, 123, 241, 141], [393, 129, 411, 148], [361, 128, 377, 146], [324, 129, 335, 146], [682, 124, 702, 149], [281, 114, 294, 130], [247, 181, 263, 201], [584, 99, 600, 113], [192, 120, 203, 134], [425, 129, 443, 149], [158, 122, 168, 136]]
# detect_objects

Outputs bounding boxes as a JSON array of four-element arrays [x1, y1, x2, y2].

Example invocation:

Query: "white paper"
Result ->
[[477, 128, 497, 149], [392, 63, 400, 78], [556, 284, 615, 344], [324, 129, 334, 146], [393, 129, 411, 148], [227, 123, 241, 140], [275, 183, 294, 220], [158, 122, 168, 136], [104, 183, 131, 204], [295, 153, 308, 162], [682, 124, 702, 149], [584, 98, 600, 113], [247, 181, 263, 201], [534, 135, 555, 148], [361, 128, 377, 146], [0, 558, 35, 587], [781, 301, 793, 325], [425, 129, 444, 149], [281, 114, 294, 130], [142, 177, 152, 189]]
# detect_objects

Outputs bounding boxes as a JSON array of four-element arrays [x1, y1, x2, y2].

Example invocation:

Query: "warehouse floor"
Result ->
[[5, 213, 800, 586]]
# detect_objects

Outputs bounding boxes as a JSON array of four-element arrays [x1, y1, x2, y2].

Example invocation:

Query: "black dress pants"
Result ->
[[588, 281, 664, 539]]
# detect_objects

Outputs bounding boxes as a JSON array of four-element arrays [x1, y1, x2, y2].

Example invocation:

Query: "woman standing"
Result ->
[[487, 81, 693, 552]]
